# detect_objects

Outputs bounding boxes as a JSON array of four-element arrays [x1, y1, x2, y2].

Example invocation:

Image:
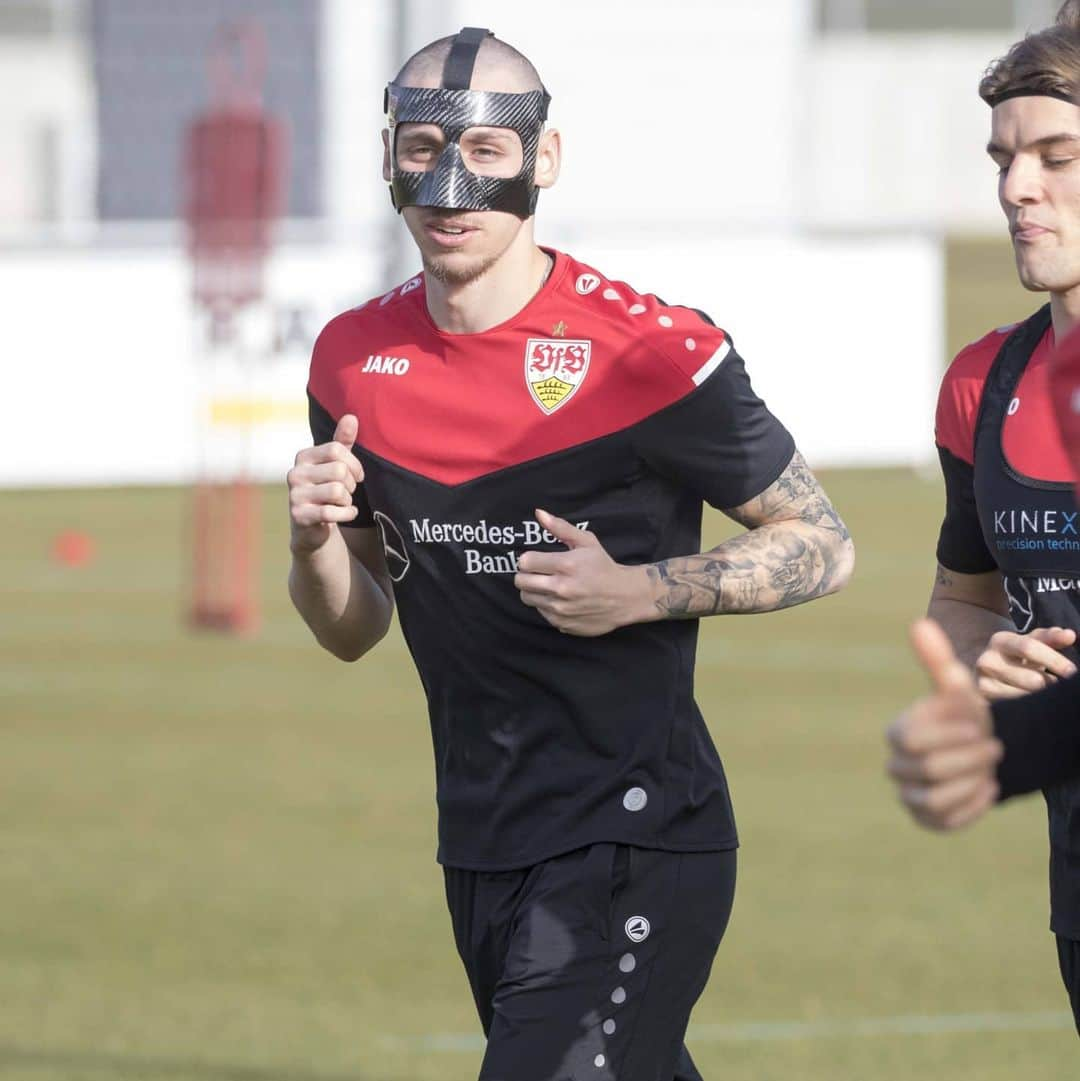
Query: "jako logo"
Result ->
[[362, 355, 410, 375]]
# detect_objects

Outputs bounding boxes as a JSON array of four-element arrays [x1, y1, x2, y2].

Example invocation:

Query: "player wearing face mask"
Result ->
[[289, 27, 853, 1079]]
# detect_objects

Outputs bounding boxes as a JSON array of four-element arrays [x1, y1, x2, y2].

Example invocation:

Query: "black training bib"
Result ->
[[974, 304, 1080, 938]]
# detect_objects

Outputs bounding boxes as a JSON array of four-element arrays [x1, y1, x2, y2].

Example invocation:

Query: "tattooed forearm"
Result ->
[[648, 522, 838, 616], [724, 451, 851, 541], [646, 451, 854, 618]]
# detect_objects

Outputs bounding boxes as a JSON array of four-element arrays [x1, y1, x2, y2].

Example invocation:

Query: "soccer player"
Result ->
[[288, 28, 854, 1080], [896, 0, 1080, 1028], [888, 322, 1080, 1028]]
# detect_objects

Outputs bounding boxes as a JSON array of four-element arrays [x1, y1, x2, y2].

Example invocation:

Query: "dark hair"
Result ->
[[979, 1, 1080, 105]]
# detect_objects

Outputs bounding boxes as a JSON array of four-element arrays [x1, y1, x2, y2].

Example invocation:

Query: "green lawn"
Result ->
[[1, 472, 1075, 1081]]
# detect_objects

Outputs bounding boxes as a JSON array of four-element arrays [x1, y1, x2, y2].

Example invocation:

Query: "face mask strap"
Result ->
[[442, 27, 491, 91]]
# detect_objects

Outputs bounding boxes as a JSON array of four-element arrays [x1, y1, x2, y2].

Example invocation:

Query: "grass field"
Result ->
[[2, 467, 1076, 1081], [2, 233, 1074, 1080]]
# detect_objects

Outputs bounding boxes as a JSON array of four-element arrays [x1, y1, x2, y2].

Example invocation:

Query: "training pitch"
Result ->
[[1, 464, 1076, 1081]]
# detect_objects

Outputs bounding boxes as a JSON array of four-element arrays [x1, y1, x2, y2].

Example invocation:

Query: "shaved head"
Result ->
[[395, 32, 545, 94]]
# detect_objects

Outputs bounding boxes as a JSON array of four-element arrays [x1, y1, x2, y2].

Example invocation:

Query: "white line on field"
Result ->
[[379, 1010, 1074, 1053]]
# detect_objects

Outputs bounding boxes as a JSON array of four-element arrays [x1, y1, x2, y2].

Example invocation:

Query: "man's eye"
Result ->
[[1046, 157, 1075, 168]]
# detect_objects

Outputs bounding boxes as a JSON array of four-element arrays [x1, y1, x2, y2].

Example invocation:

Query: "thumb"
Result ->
[[333, 413, 359, 447], [909, 618, 974, 695], [535, 508, 597, 549]]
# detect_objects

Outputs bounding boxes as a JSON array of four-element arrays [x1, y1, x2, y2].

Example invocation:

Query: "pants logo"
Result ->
[[625, 916, 650, 943]]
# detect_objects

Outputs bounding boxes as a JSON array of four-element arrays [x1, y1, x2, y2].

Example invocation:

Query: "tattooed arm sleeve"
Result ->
[[645, 450, 855, 618], [630, 338, 852, 619]]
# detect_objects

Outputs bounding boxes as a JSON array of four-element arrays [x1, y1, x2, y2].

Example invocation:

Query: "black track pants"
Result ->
[[444, 844, 737, 1081]]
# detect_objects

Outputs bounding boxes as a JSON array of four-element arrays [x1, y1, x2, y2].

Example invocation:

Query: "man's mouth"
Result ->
[[424, 217, 478, 246], [1012, 221, 1052, 241]]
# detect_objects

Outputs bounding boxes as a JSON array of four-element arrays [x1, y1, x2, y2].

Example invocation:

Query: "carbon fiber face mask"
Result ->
[[384, 27, 551, 218]]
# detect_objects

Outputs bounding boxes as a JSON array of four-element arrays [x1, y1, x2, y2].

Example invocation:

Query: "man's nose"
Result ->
[[1002, 157, 1043, 207]]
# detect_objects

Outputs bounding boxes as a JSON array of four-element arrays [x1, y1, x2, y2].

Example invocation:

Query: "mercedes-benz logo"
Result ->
[[373, 511, 410, 582], [1003, 575, 1034, 633]]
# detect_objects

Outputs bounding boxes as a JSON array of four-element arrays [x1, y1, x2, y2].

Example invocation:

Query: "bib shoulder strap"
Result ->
[[973, 303, 1052, 451]]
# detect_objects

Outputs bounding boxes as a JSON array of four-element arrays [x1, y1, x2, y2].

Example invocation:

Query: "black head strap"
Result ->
[[442, 26, 491, 90], [992, 87, 1078, 106]]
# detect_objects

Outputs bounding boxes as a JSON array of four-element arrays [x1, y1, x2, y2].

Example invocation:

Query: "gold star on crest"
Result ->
[[552, 320, 567, 337]]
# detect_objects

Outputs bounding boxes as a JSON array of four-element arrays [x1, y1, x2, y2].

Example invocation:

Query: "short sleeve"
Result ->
[[934, 446, 996, 573], [932, 337, 1000, 574], [307, 391, 374, 527], [935, 364, 982, 466], [631, 344, 795, 510]]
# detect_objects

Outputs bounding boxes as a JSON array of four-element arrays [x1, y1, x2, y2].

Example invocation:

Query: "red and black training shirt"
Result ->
[[307, 248, 795, 871]]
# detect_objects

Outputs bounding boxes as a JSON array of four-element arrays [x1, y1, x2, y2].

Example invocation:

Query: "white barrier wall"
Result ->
[[550, 230, 943, 469], [0, 231, 939, 489], [0, 244, 376, 489]]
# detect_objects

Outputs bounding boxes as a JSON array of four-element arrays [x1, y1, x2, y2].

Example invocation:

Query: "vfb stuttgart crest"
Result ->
[[525, 338, 591, 414]]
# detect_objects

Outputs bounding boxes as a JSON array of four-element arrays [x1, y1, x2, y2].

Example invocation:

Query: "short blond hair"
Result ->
[[979, 0, 1080, 106]]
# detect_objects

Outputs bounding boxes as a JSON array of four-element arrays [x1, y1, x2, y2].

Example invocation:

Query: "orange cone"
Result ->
[[52, 531, 95, 567]]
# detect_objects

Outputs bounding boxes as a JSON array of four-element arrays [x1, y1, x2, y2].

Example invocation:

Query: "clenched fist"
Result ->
[[287, 414, 364, 553]]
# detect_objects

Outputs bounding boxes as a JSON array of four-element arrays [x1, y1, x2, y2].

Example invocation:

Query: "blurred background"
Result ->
[[2, 2, 1077, 1080]]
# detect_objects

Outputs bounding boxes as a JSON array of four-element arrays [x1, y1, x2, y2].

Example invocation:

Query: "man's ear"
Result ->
[[533, 128, 561, 190], [381, 129, 392, 182]]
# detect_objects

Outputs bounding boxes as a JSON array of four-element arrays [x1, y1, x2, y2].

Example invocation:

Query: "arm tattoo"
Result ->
[[646, 451, 853, 618], [936, 566, 954, 587]]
